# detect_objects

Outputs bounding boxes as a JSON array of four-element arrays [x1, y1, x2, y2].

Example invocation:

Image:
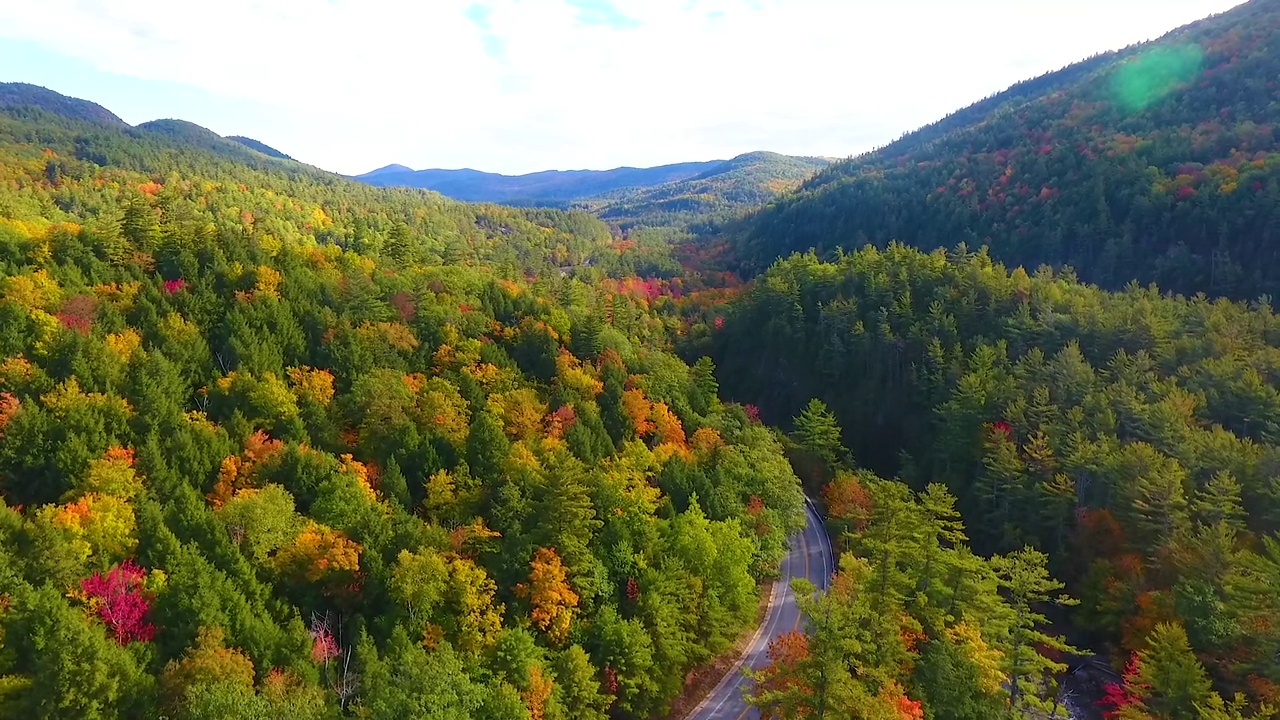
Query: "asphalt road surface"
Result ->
[[687, 498, 835, 720]]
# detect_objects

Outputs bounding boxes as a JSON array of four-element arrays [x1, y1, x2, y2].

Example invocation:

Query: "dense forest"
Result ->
[[5, 0, 1280, 715], [731, 0, 1280, 300], [0, 89, 822, 719], [704, 245, 1280, 718]]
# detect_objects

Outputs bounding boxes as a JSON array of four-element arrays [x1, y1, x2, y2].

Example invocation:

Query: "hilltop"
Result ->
[[0, 82, 297, 166], [0, 81, 127, 127], [732, 0, 1280, 299]]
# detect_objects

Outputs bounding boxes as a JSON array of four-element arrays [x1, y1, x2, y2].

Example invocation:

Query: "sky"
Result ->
[[0, 0, 1249, 176]]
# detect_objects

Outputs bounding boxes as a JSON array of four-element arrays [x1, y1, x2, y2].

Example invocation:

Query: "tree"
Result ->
[[273, 522, 361, 592], [550, 645, 610, 720], [467, 412, 510, 484], [158, 626, 256, 716], [80, 559, 156, 644], [910, 628, 1009, 720], [793, 398, 846, 467], [749, 631, 814, 719], [519, 547, 579, 645], [378, 453, 409, 509], [990, 547, 1078, 713], [1192, 470, 1247, 531], [6, 586, 154, 718], [444, 556, 505, 655], [389, 548, 448, 627], [215, 484, 300, 563], [689, 356, 719, 416], [354, 627, 485, 720], [1126, 623, 1216, 720]]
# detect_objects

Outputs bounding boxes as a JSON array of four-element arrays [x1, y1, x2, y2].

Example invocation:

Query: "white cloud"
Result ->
[[0, 0, 1247, 174]]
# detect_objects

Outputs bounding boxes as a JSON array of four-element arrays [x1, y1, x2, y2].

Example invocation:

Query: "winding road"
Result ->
[[687, 498, 835, 720]]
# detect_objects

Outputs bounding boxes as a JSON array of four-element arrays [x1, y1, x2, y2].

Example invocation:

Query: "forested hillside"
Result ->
[[576, 152, 832, 232], [703, 245, 1280, 718], [733, 0, 1280, 299], [0, 89, 821, 719]]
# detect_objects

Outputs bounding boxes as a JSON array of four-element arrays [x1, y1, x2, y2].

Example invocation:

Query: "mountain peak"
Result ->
[[0, 82, 127, 127], [359, 164, 416, 178]]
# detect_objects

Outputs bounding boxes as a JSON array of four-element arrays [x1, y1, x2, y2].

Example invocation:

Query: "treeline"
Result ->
[[708, 245, 1280, 718], [0, 98, 808, 718], [731, 0, 1280, 300]]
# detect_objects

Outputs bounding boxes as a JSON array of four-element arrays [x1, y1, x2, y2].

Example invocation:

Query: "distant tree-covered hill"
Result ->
[[0, 82, 297, 166], [354, 153, 831, 215], [577, 151, 832, 231], [0, 81, 127, 127], [732, 0, 1280, 299], [353, 159, 726, 203]]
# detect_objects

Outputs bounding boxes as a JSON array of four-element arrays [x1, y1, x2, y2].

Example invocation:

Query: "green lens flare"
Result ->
[[1110, 44, 1205, 113]]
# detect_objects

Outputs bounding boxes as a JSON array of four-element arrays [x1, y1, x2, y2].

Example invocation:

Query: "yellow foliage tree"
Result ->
[[651, 402, 687, 448], [519, 547, 579, 644], [254, 265, 283, 298], [42, 492, 138, 565], [524, 664, 555, 720], [274, 522, 362, 585], [946, 622, 1007, 695], [2, 269, 61, 310], [159, 626, 256, 711], [622, 389, 654, 438], [447, 556, 504, 654], [555, 351, 604, 399], [103, 328, 142, 364], [287, 366, 336, 406], [81, 446, 142, 499], [490, 388, 547, 441]]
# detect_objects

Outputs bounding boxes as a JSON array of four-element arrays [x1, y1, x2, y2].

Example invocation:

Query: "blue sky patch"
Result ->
[[564, 0, 642, 29]]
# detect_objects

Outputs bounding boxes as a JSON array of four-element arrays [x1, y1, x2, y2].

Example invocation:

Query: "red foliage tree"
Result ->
[[81, 559, 155, 643], [56, 294, 98, 335], [1099, 653, 1145, 719]]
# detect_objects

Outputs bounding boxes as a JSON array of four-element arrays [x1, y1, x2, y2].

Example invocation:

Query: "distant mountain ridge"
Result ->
[[354, 159, 729, 204], [356, 152, 834, 228], [0, 82, 294, 164]]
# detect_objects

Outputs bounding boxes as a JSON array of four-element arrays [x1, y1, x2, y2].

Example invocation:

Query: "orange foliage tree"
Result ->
[[621, 389, 654, 438], [274, 522, 361, 591], [517, 547, 579, 644], [208, 430, 284, 507], [751, 631, 813, 719]]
